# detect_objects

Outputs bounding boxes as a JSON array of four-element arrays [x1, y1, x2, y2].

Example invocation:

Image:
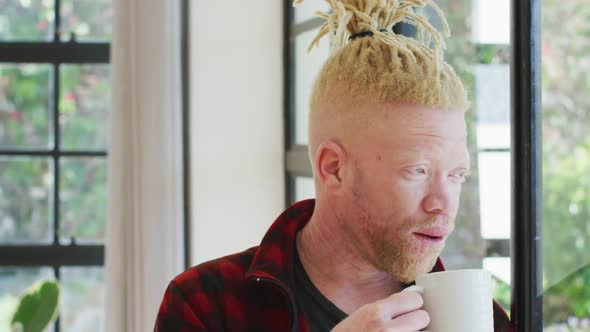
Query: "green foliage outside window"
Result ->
[[541, 0, 590, 326], [439, 0, 590, 327], [0, 65, 109, 245], [0, 0, 54, 41], [0, 0, 110, 330]]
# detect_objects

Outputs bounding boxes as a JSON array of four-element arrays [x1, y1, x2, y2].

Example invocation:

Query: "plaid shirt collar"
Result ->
[[245, 199, 445, 289]]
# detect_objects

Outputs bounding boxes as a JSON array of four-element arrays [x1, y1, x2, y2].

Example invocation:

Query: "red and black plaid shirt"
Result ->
[[154, 199, 514, 331]]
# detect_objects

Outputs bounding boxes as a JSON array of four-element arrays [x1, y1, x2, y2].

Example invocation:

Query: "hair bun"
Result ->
[[294, 0, 450, 56]]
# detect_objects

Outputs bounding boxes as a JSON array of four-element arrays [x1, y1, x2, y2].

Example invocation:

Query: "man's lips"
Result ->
[[412, 226, 453, 241], [413, 233, 444, 242]]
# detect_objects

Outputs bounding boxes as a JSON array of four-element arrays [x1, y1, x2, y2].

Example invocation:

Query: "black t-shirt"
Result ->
[[293, 248, 348, 331]]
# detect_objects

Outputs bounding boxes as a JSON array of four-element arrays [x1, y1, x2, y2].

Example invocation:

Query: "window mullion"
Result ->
[[0, 246, 104, 266], [54, 265, 60, 332], [511, 0, 543, 329], [53, 62, 60, 246], [0, 43, 110, 63], [0, 150, 107, 157], [54, 0, 60, 42]]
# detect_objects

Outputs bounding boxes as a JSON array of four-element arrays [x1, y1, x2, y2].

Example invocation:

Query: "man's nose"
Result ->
[[422, 176, 454, 215]]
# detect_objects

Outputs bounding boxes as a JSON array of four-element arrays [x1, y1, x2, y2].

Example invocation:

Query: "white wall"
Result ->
[[189, 1, 285, 265]]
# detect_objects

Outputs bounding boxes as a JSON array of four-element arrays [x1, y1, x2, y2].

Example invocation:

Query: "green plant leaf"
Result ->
[[11, 281, 60, 332]]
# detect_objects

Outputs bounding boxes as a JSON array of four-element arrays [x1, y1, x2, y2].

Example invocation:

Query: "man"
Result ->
[[155, 0, 513, 331]]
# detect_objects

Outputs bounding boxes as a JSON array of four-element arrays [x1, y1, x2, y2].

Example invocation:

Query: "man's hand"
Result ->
[[331, 291, 429, 332]]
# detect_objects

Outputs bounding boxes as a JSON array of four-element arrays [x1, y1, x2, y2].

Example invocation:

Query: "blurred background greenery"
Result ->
[[438, 0, 590, 329], [0, 0, 109, 331]]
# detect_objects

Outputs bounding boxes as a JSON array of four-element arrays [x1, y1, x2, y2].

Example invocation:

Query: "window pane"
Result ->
[[59, 0, 112, 42], [0, 267, 54, 331], [428, 0, 512, 310], [471, 0, 510, 44], [0, 64, 53, 149], [59, 157, 106, 244], [294, 176, 315, 203], [484, 257, 511, 315], [0, 0, 54, 41], [59, 65, 110, 150], [0, 157, 52, 244], [60, 0, 113, 41], [294, 28, 330, 145], [478, 152, 511, 239], [542, 0, 590, 326], [60, 267, 104, 332], [294, 1, 330, 24], [474, 64, 510, 149]]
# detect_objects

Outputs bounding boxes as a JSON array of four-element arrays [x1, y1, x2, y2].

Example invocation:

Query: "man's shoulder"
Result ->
[[171, 246, 259, 292], [155, 247, 263, 330]]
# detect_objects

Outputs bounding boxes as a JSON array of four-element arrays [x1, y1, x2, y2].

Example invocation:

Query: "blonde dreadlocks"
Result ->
[[295, 0, 469, 115]]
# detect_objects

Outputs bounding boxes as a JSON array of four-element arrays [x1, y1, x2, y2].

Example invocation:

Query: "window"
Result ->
[[285, 0, 590, 329], [285, 0, 512, 313], [0, 1, 111, 331], [285, 1, 329, 205], [423, 0, 512, 315], [541, 0, 590, 329]]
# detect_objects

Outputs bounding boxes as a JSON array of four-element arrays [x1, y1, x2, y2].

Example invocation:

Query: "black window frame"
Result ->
[[511, 0, 542, 329], [0, 1, 109, 331]]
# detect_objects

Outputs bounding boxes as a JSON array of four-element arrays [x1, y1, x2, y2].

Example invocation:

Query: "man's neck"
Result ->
[[296, 208, 404, 315]]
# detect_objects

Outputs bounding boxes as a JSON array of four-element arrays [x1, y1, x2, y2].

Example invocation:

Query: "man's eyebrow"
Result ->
[[394, 146, 430, 159], [395, 145, 425, 153], [410, 132, 445, 139]]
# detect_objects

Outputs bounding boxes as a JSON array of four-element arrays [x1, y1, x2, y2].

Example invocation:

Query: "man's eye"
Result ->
[[412, 167, 427, 175], [450, 171, 470, 183]]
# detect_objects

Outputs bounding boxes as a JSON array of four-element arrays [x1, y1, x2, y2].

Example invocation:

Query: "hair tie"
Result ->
[[348, 29, 391, 41]]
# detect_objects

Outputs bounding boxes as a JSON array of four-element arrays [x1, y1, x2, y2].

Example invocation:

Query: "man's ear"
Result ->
[[314, 140, 346, 190]]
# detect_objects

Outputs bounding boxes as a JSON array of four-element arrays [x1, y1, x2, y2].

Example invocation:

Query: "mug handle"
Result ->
[[401, 285, 428, 332]]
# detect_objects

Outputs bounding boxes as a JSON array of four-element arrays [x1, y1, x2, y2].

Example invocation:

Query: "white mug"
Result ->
[[403, 269, 494, 332]]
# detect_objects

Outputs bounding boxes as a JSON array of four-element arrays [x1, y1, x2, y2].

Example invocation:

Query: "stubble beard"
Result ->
[[340, 210, 445, 284], [345, 166, 446, 283], [366, 221, 442, 283]]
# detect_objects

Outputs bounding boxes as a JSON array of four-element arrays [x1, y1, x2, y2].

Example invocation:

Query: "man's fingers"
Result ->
[[332, 292, 428, 332], [386, 309, 430, 331], [372, 291, 424, 319]]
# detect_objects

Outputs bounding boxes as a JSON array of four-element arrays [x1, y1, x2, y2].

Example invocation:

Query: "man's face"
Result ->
[[339, 103, 470, 283]]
